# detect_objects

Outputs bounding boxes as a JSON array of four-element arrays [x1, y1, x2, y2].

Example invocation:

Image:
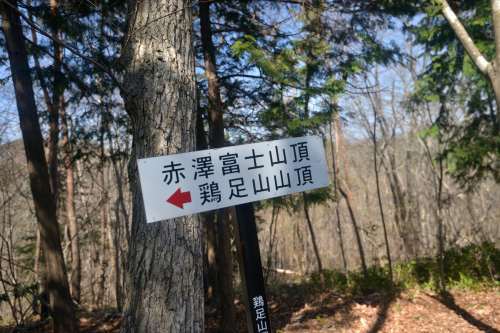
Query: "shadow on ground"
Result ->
[[431, 291, 500, 333], [205, 283, 400, 332], [366, 291, 398, 333]]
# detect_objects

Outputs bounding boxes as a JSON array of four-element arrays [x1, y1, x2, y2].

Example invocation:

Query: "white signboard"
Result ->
[[138, 136, 329, 223]]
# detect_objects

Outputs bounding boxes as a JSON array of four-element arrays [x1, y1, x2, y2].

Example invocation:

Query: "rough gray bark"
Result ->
[[1, 1, 77, 331], [120, 0, 203, 332]]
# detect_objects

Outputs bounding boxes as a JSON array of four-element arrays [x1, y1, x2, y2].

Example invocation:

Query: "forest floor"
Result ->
[[0, 286, 498, 332], [207, 285, 500, 333]]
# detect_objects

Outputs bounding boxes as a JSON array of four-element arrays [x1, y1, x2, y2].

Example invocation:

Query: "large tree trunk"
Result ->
[[1, 1, 77, 332], [120, 0, 203, 331], [199, 2, 237, 331], [61, 97, 81, 303]]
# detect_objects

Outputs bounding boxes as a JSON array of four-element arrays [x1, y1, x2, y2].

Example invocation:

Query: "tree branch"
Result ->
[[492, 0, 500, 68], [439, 0, 491, 75]]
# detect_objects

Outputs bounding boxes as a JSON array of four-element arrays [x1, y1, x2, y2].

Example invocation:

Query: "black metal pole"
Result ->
[[235, 202, 272, 333]]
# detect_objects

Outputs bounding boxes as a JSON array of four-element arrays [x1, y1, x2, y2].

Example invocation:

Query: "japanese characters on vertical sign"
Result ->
[[138, 136, 329, 223], [252, 295, 270, 332]]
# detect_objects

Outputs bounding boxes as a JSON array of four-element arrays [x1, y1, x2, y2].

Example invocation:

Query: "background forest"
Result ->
[[0, 0, 499, 332]]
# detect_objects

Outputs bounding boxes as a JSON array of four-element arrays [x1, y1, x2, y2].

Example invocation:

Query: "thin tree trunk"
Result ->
[[265, 202, 279, 282], [1, 1, 77, 331], [227, 208, 254, 333], [97, 114, 109, 308], [214, 210, 236, 333], [372, 109, 393, 281], [303, 193, 323, 273], [108, 132, 125, 311], [196, 100, 217, 303], [200, 0, 259, 328], [90, 241, 99, 310], [300, 55, 323, 277], [107, 208, 120, 309], [335, 203, 347, 273], [204, 212, 217, 301], [61, 97, 81, 303], [199, 2, 237, 331], [111, 151, 130, 245], [418, 108, 447, 292], [34, 228, 41, 278], [28, 4, 58, 314], [366, 76, 412, 258], [47, 0, 64, 206], [334, 116, 368, 277], [436, 155, 446, 292], [338, 186, 368, 276], [33, 227, 49, 318], [329, 117, 348, 274], [120, 0, 203, 331], [115, 204, 125, 311]]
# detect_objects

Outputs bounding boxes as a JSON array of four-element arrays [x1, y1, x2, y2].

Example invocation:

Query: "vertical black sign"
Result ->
[[235, 203, 272, 333]]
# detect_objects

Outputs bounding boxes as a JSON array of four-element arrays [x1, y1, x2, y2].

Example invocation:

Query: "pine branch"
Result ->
[[0, 0, 122, 89]]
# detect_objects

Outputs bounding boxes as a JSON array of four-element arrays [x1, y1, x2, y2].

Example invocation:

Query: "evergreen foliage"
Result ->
[[385, 0, 500, 185]]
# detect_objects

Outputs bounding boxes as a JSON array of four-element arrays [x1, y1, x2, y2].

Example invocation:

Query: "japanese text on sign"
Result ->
[[252, 295, 269, 332], [138, 136, 329, 223]]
